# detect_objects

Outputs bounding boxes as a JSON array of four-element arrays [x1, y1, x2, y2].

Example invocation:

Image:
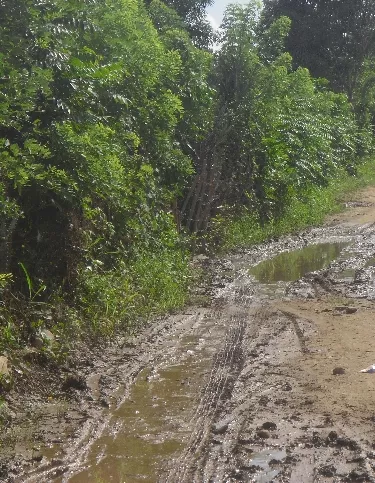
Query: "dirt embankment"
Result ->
[[4, 187, 375, 482]]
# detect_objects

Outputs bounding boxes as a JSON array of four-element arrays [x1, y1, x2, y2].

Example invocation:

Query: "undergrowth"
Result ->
[[78, 248, 190, 337], [0, 248, 190, 358], [215, 158, 375, 250]]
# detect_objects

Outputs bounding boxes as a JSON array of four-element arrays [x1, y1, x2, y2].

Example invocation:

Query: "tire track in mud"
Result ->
[[198, 307, 312, 483], [166, 313, 246, 483], [280, 310, 310, 354]]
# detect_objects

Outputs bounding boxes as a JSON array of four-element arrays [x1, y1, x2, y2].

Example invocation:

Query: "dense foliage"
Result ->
[[183, 2, 373, 233], [261, 0, 375, 99], [0, 0, 374, 349]]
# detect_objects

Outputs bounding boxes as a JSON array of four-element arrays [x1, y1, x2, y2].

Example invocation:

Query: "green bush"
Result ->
[[219, 159, 375, 250], [77, 248, 190, 336]]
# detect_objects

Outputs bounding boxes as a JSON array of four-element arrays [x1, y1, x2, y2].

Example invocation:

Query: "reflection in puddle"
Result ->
[[251, 448, 287, 483], [67, 329, 216, 483], [249, 242, 348, 283]]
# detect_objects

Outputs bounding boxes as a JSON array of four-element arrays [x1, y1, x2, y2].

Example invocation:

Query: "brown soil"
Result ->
[[4, 186, 375, 482]]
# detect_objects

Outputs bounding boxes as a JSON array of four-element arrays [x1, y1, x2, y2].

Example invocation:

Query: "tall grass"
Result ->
[[77, 248, 191, 337], [0, 247, 191, 355]]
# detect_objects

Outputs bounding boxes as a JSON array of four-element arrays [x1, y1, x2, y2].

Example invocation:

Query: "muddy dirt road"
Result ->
[[8, 187, 375, 482]]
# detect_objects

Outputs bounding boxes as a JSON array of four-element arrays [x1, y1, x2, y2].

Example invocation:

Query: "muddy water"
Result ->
[[69, 369, 187, 482], [62, 242, 350, 483], [249, 242, 348, 283], [251, 449, 287, 483], [66, 317, 222, 482]]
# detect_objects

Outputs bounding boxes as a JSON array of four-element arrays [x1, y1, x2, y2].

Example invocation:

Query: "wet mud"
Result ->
[[5, 186, 375, 482]]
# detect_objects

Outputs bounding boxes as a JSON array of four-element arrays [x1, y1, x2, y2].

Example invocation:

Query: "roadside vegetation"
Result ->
[[220, 159, 375, 250], [1, 0, 375, 359]]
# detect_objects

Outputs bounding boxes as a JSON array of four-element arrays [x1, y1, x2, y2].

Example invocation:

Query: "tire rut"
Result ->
[[166, 313, 246, 483]]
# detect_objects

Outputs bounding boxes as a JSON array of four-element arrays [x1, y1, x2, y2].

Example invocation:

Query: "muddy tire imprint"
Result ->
[[167, 313, 246, 483]]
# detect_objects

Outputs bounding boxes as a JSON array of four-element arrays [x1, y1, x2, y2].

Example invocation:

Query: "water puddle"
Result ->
[[249, 242, 348, 283], [64, 318, 221, 483], [250, 448, 287, 482], [69, 367, 189, 482]]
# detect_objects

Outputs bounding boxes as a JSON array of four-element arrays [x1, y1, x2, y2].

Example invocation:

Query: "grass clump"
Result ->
[[0, 245, 190, 357], [77, 248, 191, 337]]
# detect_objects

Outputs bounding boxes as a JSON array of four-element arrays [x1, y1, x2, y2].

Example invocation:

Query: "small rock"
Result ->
[[346, 307, 358, 314], [335, 306, 357, 314], [332, 367, 345, 375], [274, 398, 287, 406], [32, 336, 44, 349], [256, 430, 270, 439], [284, 455, 298, 464], [214, 282, 225, 288], [319, 464, 336, 477], [346, 469, 369, 481], [231, 469, 245, 480], [0, 356, 10, 377], [282, 382, 293, 391], [238, 437, 253, 446], [31, 329, 54, 349], [212, 418, 230, 435], [22, 347, 44, 363], [258, 395, 270, 406], [336, 437, 359, 450], [327, 431, 338, 443], [62, 374, 87, 391], [41, 329, 55, 344], [312, 432, 325, 447], [241, 464, 262, 474], [346, 456, 365, 464], [262, 421, 277, 431], [290, 414, 301, 421], [0, 356, 12, 391]]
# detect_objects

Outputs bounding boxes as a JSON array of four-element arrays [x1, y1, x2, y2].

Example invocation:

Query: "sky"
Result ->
[[206, 0, 249, 30]]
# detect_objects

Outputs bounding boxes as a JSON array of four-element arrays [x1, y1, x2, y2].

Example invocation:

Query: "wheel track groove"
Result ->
[[165, 313, 246, 483]]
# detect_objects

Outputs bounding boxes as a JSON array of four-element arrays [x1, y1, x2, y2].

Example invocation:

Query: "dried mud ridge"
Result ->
[[4, 192, 375, 482]]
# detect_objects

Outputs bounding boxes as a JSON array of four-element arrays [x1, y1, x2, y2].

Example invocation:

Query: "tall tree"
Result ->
[[145, 0, 214, 48], [0, 0, 192, 291], [261, 0, 375, 99]]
